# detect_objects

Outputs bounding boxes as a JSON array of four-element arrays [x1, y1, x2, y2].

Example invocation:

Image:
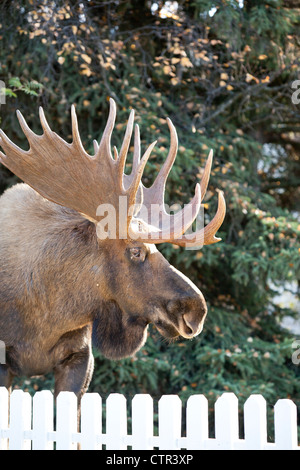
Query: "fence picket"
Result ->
[[158, 395, 182, 450], [105, 393, 127, 450], [186, 394, 209, 450], [9, 389, 32, 450], [131, 394, 153, 450], [56, 391, 78, 450], [215, 393, 239, 449], [32, 390, 54, 450], [274, 399, 298, 450], [0, 387, 9, 450], [244, 395, 267, 450], [80, 393, 102, 450]]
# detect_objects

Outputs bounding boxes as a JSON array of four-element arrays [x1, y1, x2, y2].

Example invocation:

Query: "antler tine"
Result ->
[[96, 98, 116, 160], [16, 110, 37, 141], [132, 124, 141, 171], [39, 106, 52, 134], [117, 108, 135, 190], [155, 118, 178, 187], [93, 139, 99, 154], [203, 190, 226, 243], [0, 128, 26, 161], [200, 149, 213, 202], [142, 117, 178, 207], [127, 139, 157, 218], [122, 123, 141, 192], [71, 104, 86, 153], [171, 189, 226, 247]]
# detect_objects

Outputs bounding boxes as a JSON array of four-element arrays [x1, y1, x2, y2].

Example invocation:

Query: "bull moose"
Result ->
[[0, 99, 225, 400]]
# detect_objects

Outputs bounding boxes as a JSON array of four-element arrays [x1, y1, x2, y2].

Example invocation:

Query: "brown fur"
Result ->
[[0, 183, 207, 398]]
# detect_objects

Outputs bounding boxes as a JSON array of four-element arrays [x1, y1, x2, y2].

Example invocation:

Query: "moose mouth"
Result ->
[[154, 315, 203, 340]]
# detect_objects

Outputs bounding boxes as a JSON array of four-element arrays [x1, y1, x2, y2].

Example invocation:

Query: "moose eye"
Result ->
[[129, 247, 146, 262]]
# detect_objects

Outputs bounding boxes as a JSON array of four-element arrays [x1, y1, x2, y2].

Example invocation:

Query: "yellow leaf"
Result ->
[[83, 100, 90, 107], [163, 65, 172, 75], [246, 73, 259, 84], [80, 66, 92, 76], [220, 72, 229, 80], [258, 54, 267, 60], [57, 56, 65, 65], [81, 53, 91, 64], [219, 80, 226, 87], [180, 56, 193, 68], [171, 77, 179, 86], [173, 47, 182, 55], [227, 84, 234, 90], [34, 29, 44, 37], [171, 57, 181, 64]]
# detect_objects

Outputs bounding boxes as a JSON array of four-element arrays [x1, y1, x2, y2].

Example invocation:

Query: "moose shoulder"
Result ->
[[0, 99, 225, 399]]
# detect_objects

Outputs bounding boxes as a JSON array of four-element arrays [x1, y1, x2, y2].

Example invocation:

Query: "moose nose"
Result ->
[[166, 297, 207, 338], [182, 312, 204, 337]]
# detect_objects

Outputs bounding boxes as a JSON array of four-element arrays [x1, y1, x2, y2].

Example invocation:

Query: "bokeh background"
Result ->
[[0, 0, 299, 437]]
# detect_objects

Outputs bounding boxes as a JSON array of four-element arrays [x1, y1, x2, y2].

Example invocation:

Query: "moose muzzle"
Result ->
[[166, 296, 207, 339]]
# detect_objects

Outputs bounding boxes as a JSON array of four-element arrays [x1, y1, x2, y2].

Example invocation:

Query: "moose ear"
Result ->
[[92, 301, 148, 360]]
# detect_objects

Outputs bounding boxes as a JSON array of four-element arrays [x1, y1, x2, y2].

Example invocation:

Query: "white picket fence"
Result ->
[[0, 387, 299, 450]]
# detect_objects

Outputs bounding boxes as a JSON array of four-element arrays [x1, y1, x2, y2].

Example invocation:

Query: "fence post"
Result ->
[[131, 394, 154, 450], [80, 393, 102, 450], [274, 399, 298, 450], [186, 394, 209, 450], [56, 392, 78, 450], [9, 390, 32, 450], [158, 395, 182, 450], [244, 394, 267, 450], [106, 393, 127, 450], [0, 387, 9, 450], [32, 390, 54, 450], [215, 393, 239, 450]]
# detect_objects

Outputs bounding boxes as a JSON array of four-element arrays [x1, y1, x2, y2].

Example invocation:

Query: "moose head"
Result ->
[[0, 99, 225, 397]]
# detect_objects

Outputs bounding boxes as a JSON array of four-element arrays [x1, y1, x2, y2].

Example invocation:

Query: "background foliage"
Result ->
[[0, 0, 299, 436]]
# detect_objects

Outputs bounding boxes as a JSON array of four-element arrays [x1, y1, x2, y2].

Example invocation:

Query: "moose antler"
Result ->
[[0, 98, 225, 246], [128, 124, 225, 246]]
